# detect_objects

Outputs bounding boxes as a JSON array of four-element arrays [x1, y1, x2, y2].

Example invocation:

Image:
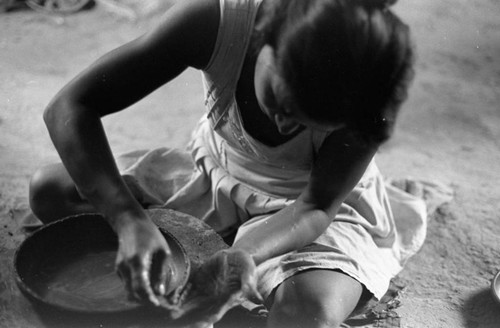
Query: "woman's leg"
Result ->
[[29, 163, 96, 223], [267, 269, 364, 328]]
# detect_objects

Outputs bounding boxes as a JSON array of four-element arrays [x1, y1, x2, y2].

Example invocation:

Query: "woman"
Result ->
[[29, 0, 425, 327]]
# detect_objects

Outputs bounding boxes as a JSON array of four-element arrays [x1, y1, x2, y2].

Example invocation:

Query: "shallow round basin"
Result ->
[[14, 213, 190, 313]]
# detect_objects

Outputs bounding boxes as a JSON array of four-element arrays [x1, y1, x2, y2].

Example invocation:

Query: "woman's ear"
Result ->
[[274, 113, 302, 135]]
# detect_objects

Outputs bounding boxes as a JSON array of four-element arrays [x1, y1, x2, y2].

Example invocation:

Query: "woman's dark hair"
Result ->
[[255, 0, 415, 144]]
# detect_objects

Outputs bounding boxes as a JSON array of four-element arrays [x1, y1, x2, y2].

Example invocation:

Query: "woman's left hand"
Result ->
[[167, 249, 262, 328]]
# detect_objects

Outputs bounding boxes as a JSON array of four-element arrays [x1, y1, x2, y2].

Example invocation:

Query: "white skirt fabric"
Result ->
[[117, 117, 427, 301]]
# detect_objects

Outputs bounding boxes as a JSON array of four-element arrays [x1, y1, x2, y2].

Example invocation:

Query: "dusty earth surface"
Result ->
[[1, 0, 499, 327]]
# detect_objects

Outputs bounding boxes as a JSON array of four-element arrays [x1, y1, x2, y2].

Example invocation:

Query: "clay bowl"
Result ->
[[14, 213, 190, 314], [491, 270, 500, 304]]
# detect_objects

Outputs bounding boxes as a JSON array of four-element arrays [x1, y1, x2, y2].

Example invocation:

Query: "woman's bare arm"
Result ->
[[45, 0, 219, 229], [232, 129, 379, 265], [43, 0, 220, 305]]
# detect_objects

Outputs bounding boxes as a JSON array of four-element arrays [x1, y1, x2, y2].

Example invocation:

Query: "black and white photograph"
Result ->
[[0, 0, 499, 327]]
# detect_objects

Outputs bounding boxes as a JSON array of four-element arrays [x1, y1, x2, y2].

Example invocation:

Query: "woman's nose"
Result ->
[[274, 114, 302, 135]]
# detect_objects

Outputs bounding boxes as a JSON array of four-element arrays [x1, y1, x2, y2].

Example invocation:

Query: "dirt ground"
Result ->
[[1, 0, 500, 327]]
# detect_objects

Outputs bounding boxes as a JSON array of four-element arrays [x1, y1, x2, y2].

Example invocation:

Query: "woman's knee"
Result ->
[[29, 163, 84, 222], [30, 164, 58, 205], [269, 294, 344, 328], [267, 270, 363, 328]]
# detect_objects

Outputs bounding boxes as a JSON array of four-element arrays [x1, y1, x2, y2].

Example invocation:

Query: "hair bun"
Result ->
[[363, 0, 398, 10]]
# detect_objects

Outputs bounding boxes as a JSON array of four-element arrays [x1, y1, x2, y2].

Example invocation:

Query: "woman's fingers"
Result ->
[[221, 249, 262, 302], [114, 215, 174, 306], [241, 279, 263, 303], [117, 261, 133, 296], [237, 255, 263, 303], [150, 250, 172, 296], [118, 254, 160, 306]]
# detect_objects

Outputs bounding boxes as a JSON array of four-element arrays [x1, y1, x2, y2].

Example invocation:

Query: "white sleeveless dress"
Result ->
[[117, 0, 427, 302]]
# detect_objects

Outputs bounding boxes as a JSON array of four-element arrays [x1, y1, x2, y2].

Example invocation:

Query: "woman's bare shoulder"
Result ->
[[52, 0, 221, 117], [138, 0, 220, 69]]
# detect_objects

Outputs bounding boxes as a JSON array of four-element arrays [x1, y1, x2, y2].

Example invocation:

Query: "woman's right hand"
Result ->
[[168, 249, 262, 327], [114, 214, 173, 306]]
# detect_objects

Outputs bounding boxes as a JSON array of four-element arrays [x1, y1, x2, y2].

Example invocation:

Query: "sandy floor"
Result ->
[[1, 0, 500, 327]]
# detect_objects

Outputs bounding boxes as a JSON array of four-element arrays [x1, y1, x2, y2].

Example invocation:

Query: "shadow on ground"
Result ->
[[462, 288, 500, 328], [11, 300, 266, 328]]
